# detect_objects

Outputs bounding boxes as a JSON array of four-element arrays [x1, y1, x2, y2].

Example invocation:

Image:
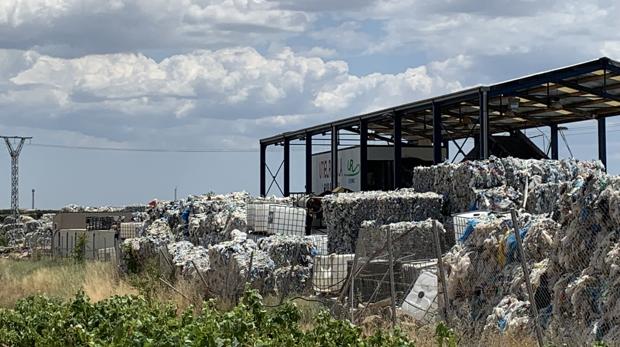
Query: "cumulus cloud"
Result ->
[[0, 0, 312, 56], [0, 47, 461, 148]]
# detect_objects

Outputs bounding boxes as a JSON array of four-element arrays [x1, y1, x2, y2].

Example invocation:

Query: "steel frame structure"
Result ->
[[260, 57, 620, 196], [2, 136, 32, 216]]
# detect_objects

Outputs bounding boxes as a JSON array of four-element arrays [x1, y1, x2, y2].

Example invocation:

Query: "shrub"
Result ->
[[0, 290, 415, 346]]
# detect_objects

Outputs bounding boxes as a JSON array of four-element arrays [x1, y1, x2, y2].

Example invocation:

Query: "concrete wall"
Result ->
[[52, 229, 118, 261]]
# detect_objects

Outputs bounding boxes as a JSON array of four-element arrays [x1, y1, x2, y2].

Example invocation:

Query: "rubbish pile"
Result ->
[[442, 173, 620, 343], [322, 189, 443, 253], [62, 204, 147, 213], [0, 214, 54, 250], [145, 192, 250, 246], [411, 156, 604, 214]]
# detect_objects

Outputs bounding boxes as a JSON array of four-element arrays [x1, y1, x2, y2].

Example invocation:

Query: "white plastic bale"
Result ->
[[206, 235, 276, 296], [322, 189, 443, 254], [441, 213, 559, 337], [411, 156, 605, 214], [443, 172, 620, 343], [167, 241, 210, 278], [256, 235, 316, 268]]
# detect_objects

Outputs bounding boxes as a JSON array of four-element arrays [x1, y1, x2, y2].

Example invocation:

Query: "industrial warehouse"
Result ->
[[1, 58, 620, 346]]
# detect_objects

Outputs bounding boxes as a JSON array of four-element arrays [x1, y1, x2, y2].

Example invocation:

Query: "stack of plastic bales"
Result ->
[[411, 156, 604, 214], [442, 172, 620, 344], [322, 189, 443, 253]]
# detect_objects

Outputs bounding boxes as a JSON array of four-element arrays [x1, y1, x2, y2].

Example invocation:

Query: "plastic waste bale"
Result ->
[[206, 231, 276, 297], [256, 235, 316, 268], [322, 189, 443, 254], [119, 234, 171, 273], [272, 265, 313, 296], [411, 156, 605, 214], [442, 213, 559, 338], [167, 241, 210, 278], [543, 174, 620, 343], [356, 219, 447, 260]]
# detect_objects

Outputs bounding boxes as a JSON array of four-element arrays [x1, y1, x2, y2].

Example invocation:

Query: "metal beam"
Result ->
[[598, 117, 607, 170], [555, 80, 620, 103], [432, 103, 443, 164], [550, 124, 559, 160], [479, 90, 489, 159], [489, 58, 607, 96], [360, 119, 368, 191], [260, 143, 266, 196], [305, 134, 312, 194], [331, 126, 338, 189], [393, 113, 403, 188], [283, 138, 290, 197]]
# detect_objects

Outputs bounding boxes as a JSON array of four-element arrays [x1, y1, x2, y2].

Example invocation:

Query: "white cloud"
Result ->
[[0, 0, 313, 56], [0, 47, 461, 148]]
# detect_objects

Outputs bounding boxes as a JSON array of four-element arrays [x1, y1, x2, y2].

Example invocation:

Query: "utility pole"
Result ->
[[32, 189, 35, 210], [174, 186, 177, 201], [1, 136, 32, 217]]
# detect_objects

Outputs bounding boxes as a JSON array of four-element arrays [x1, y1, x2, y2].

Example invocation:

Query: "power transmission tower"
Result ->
[[1, 136, 32, 217]]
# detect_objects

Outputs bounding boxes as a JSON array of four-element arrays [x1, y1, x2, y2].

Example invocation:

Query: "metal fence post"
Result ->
[[510, 209, 544, 347], [387, 228, 397, 329], [433, 220, 451, 324]]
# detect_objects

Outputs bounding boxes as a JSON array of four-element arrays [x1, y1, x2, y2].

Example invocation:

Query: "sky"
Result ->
[[0, 0, 620, 208]]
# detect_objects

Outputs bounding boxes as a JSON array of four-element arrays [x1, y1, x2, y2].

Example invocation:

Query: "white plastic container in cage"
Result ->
[[401, 270, 438, 322], [313, 254, 355, 293], [267, 205, 306, 236], [97, 247, 116, 262], [306, 234, 328, 256], [452, 211, 490, 244], [247, 203, 270, 233], [120, 222, 143, 239]]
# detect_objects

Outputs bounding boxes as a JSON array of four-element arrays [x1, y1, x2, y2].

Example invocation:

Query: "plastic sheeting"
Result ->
[[322, 189, 443, 254]]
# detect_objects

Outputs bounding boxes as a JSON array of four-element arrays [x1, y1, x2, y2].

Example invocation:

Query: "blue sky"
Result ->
[[0, 0, 619, 208]]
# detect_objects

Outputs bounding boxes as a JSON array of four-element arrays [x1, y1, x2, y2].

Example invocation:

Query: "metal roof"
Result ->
[[261, 57, 620, 146]]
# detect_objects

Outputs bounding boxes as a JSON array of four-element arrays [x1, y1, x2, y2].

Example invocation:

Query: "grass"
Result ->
[[0, 258, 136, 308]]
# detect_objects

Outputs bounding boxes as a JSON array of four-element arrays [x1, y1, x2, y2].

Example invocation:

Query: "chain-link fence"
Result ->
[[441, 202, 619, 347]]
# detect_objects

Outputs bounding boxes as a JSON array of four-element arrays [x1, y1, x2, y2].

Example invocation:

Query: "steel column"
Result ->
[[479, 90, 489, 159], [331, 126, 338, 189], [432, 103, 443, 164], [283, 138, 290, 197], [550, 124, 559, 160], [393, 113, 403, 189], [305, 134, 312, 194], [598, 117, 607, 170], [259, 143, 266, 196], [360, 120, 369, 191]]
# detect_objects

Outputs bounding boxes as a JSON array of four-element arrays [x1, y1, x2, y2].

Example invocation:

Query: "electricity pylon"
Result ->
[[1, 136, 32, 217]]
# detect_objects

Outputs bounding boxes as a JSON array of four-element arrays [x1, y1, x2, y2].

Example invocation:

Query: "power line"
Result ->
[[28, 143, 260, 153]]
